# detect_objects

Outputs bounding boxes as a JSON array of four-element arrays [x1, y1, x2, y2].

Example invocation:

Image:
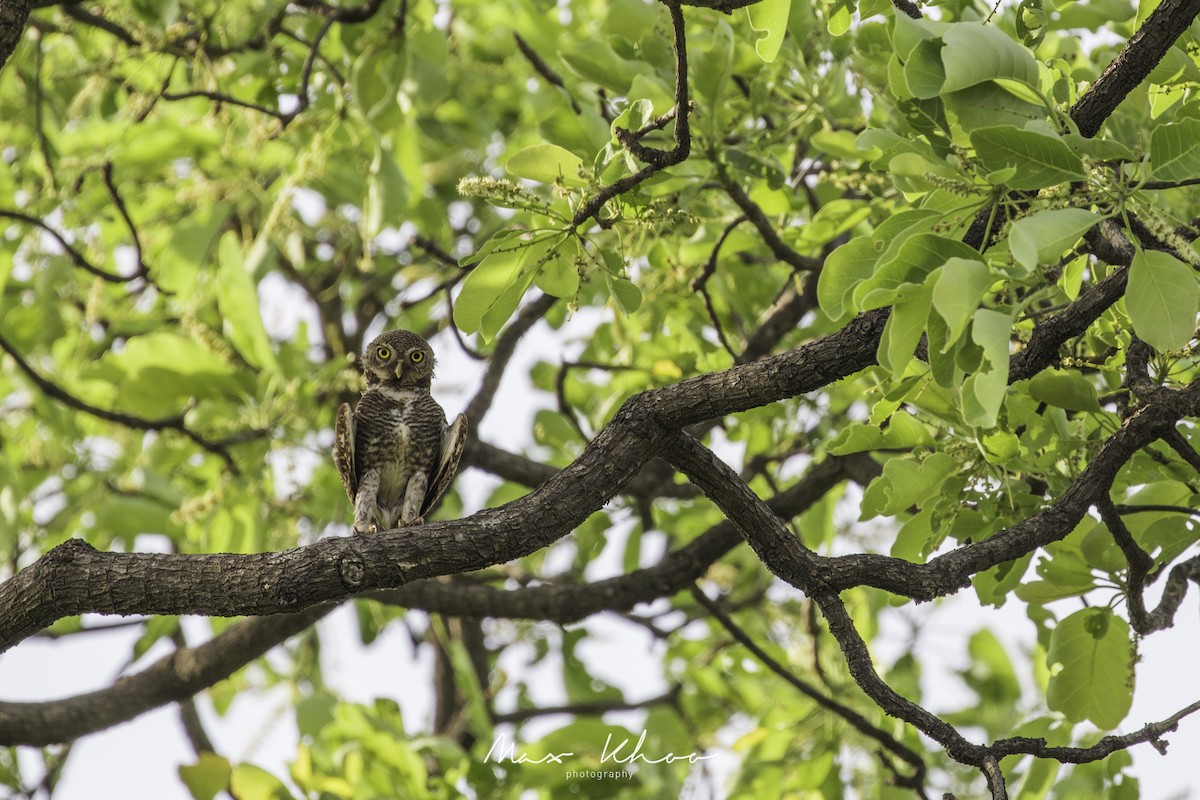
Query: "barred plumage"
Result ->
[[333, 330, 468, 533]]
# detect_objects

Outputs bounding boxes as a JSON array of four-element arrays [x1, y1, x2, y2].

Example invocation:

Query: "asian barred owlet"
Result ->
[[333, 330, 468, 533]]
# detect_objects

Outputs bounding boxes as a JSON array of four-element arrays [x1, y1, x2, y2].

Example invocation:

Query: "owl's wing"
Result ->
[[333, 402, 358, 501], [422, 413, 468, 516]]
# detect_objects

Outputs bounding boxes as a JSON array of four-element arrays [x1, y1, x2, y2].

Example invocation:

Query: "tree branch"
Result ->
[[690, 586, 928, 794], [571, 1, 691, 227], [0, 607, 331, 746]]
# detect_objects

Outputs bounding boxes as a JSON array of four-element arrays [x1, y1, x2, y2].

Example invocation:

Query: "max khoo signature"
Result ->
[[484, 731, 715, 766]]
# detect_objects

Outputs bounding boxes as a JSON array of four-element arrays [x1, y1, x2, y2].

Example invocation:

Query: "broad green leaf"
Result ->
[[818, 210, 941, 318], [970, 126, 1085, 190], [878, 282, 932, 374], [962, 308, 1012, 428], [534, 250, 580, 298], [932, 258, 993, 347], [1009, 209, 1101, 272], [1027, 370, 1102, 412], [693, 20, 735, 122], [363, 140, 409, 238], [1015, 0, 1048, 47], [479, 266, 539, 342], [1126, 250, 1199, 352], [854, 233, 983, 310], [945, 82, 1045, 131], [1149, 119, 1200, 181], [559, 40, 652, 93], [828, 412, 934, 454], [507, 144, 587, 187], [818, 238, 877, 319], [861, 453, 959, 518], [826, 0, 853, 36], [746, 0, 791, 63], [812, 129, 873, 161], [905, 38, 946, 99], [229, 764, 293, 800], [891, 14, 946, 60], [179, 753, 232, 800], [217, 233, 280, 373], [455, 238, 547, 335], [980, 430, 1019, 464], [352, 46, 405, 127], [940, 23, 1040, 93], [607, 274, 642, 313], [1046, 608, 1133, 730]]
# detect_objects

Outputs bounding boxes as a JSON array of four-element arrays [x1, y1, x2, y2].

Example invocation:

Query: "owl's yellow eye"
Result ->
[[375, 345, 392, 360], [410, 350, 424, 364]]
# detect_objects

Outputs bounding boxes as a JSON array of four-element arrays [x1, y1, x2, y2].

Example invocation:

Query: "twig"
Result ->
[[0, 330, 258, 470], [101, 162, 151, 282], [719, 175, 820, 272], [493, 686, 679, 724], [690, 586, 928, 793], [513, 32, 581, 114], [691, 216, 748, 359], [571, 1, 691, 227], [0, 209, 138, 284], [463, 293, 557, 425]]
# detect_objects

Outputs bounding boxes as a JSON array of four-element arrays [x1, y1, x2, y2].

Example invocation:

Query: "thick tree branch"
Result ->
[[0, 311, 888, 652], [963, 0, 1200, 249], [0, 0, 31, 73], [0, 456, 866, 745], [0, 606, 331, 746], [1070, 0, 1200, 138]]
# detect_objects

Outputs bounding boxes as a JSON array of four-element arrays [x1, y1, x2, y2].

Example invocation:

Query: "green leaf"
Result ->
[[980, 430, 1019, 464], [904, 38, 946, 99], [534, 250, 580, 298], [818, 238, 877, 319], [1046, 608, 1134, 730], [559, 40, 652, 93], [970, 126, 1085, 190], [854, 233, 983, 310], [931, 258, 993, 348], [1027, 370, 1102, 412], [861, 453, 958, 518], [746, 0, 791, 63], [818, 209, 943, 316], [878, 282, 932, 374], [607, 274, 642, 313], [1009, 209, 1101, 272], [457, 248, 523, 333], [229, 764, 293, 800], [962, 308, 1012, 428], [216, 233, 280, 373], [1149, 119, 1200, 181], [506, 144, 586, 187], [455, 237, 551, 336], [1126, 250, 1199, 352], [940, 23, 1040, 94], [480, 264, 539, 342], [1015, 0, 1048, 47], [826, 0, 853, 36], [828, 412, 934, 454], [363, 139, 409, 238], [179, 753, 232, 800]]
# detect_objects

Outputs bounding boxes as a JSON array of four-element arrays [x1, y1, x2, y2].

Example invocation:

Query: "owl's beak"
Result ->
[[394, 364, 405, 379]]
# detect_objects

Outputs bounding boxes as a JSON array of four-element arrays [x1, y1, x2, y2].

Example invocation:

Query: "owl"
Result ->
[[333, 330, 468, 533]]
